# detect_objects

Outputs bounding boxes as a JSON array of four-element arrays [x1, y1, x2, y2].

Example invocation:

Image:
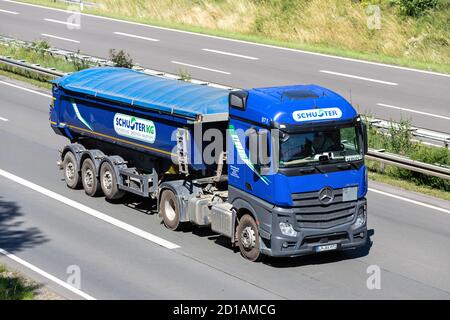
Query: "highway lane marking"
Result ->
[[369, 188, 450, 215], [171, 61, 230, 75], [0, 248, 96, 300], [8, 0, 450, 78], [0, 8, 18, 14], [44, 18, 80, 28], [320, 70, 398, 86], [0, 168, 181, 250], [377, 103, 450, 121], [113, 31, 159, 42], [0, 116, 8, 121], [0, 80, 52, 98], [202, 48, 259, 60], [41, 33, 80, 43]]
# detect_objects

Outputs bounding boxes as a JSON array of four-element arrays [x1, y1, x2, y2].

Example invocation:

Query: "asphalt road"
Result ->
[[0, 77, 450, 299], [0, 0, 449, 133]]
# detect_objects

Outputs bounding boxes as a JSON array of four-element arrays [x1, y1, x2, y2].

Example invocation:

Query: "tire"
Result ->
[[99, 161, 125, 200], [63, 151, 81, 189], [236, 214, 262, 262], [159, 189, 181, 231], [81, 158, 102, 197]]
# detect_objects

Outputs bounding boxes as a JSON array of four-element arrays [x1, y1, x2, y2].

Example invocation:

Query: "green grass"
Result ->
[[0, 42, 80, 73], [369, 171, 450, 202], [0, 69, 52, 89], [0, 264, 38, 300], [365, 116, 450, 193], [17, 0, 450, 74]]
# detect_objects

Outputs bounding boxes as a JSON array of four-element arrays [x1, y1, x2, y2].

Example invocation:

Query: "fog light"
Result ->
[[279, 222, 297, 237], [354, 207, 367, 228]]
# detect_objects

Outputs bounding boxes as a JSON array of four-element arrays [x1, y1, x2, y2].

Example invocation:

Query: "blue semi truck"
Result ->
[[50, 67, 368, 261]]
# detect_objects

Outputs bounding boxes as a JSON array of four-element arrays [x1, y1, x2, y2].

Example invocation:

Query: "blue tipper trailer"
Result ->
[[50, 67, 369, 261]]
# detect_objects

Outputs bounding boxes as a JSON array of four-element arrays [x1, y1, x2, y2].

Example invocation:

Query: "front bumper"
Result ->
[[260, 199, 368, 257]]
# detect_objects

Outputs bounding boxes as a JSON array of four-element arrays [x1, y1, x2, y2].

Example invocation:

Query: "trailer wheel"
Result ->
[[236, 214, 262, 262], [100, 162, 125, 200], [63, 151, 81, 189], [81, 158, 102, 197], [160, 189, 181, 231]]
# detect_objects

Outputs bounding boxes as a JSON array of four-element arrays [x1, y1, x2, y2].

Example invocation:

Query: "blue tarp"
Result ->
[[53, 67, 229, 119]]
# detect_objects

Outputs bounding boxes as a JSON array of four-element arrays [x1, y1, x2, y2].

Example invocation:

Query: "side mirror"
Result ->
[[229, 90, 248, 111], [362, 122, 368, 154]]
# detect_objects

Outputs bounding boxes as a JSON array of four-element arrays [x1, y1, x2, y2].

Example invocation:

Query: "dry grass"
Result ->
[[91, 0, 449, 67]]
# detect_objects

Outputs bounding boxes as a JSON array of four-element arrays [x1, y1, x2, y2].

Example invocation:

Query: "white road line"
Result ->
[[377, 103, 450, 121], [368, 188, 450, 214], [202, 48, 259, 60], [0, 8, 18, 14], [8, 0, 450, 78], [0, 168, 180, 250], [113, 31, 159, 42], [41, 33, 80, 43], [320, 70, 398, 86], [0, 248, 96, 300], [0, 117, 8, 121], [171, 61, 230, 75], [44, 18, 80, 28], [0, 80, 52, 98]]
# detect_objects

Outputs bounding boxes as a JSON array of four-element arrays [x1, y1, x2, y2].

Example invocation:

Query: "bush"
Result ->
[[31, 39, 50, 55], [395, 0, 438, 17], [109, 49, 133, 68], [68, 50, 89, 72], [365, 116, 450, 192], [178, 68, 191, 81]]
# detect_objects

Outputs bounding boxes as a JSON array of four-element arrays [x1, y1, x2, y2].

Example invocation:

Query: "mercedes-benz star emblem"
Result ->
[[318, 187, 334, 205]]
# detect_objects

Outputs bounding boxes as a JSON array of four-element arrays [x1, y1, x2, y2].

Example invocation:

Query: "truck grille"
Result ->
[[291, 189, 356, 229]]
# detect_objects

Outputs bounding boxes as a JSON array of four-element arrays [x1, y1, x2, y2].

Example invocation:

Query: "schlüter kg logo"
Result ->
[[292, 107, 342, 122], [114, 113, 156, 144]]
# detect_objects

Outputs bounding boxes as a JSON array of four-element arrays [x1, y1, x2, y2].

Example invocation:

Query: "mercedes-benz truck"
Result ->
[[50, 67, 368, 261]]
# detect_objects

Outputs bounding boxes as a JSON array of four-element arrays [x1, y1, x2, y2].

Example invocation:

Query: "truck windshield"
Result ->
[[279, 125, 363, 167]]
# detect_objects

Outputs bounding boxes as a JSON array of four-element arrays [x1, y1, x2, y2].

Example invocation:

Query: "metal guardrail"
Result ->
[[0, 37, 448, 181], [367, 149, 450, 180], [0, 56, 66, 78], [368, 118, 450, 149]]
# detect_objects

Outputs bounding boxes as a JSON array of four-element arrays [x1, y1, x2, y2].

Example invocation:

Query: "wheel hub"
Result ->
[[66, 162, 75, 180], [102, 170, 112, 190], [241, 226, 256, 250], [84, 168, 94, 188]]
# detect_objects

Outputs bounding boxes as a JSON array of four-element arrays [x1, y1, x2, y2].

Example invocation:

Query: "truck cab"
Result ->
[[226, 85, 368, 260]]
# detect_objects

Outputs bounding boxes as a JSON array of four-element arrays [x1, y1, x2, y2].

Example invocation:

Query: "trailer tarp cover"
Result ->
[[53, 67, 229, 119]]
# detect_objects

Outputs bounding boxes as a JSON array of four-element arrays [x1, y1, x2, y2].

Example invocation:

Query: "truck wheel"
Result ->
[[81, 158, 102, 197], [99, 162, 125, 200], [236, 214, 262, 262], [160, 189, 181, 231], [63, 151, 81, 189]]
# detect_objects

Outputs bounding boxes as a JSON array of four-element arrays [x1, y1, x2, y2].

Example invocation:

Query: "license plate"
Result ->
[[315, 243, 338, 252]]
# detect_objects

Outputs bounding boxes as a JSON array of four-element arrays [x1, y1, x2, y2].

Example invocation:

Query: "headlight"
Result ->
[[279, 222, 297, 237], [354, 206, 367, 228]]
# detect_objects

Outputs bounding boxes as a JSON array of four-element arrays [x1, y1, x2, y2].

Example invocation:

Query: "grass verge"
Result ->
[[0, 69, 52, 90], [17, 0, 450, 74], [369, 171, 450, 202], [0, 264, 38, 300]]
